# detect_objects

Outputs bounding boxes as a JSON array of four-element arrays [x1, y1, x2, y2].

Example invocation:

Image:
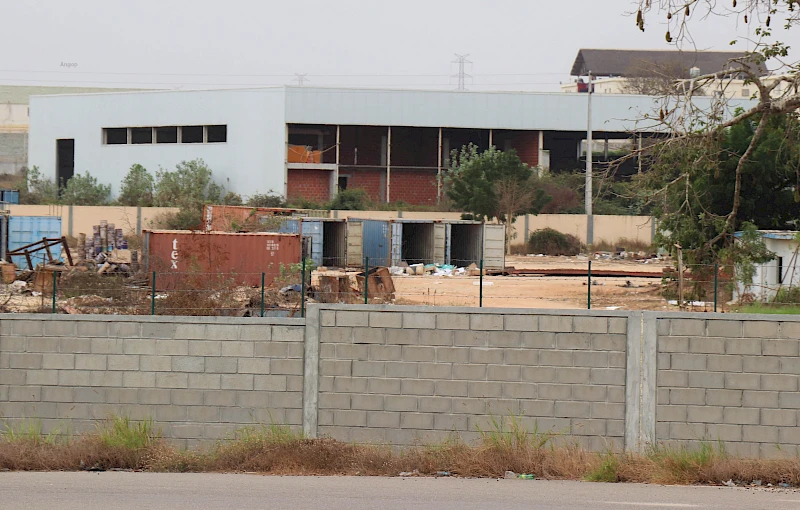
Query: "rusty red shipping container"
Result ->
[[203, 205, 302, 232], [143, 230, 301, 290]]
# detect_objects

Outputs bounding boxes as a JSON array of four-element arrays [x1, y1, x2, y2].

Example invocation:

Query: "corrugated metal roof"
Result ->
[[570, 49, 757, 77], [0, 85, 145, 104]]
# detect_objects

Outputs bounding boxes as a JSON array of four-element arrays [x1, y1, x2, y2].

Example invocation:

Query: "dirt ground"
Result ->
[[390, 255, 678, 311]]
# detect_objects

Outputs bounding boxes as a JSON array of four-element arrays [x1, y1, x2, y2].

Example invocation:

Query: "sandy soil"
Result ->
[[391, 255, 675, 310]]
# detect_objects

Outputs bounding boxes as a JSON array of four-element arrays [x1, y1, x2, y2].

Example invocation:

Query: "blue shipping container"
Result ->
[[8, 216, 63, 269], [362, 220, 390, 267], [302, 219, 323, 267], [0, 190, 20, 205]]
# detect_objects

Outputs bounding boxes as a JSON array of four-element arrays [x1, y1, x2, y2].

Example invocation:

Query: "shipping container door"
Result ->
[[444, 223, 452, 265], [363, 220, 390, 266], [483, 224, 506, 269], [8, 216, 63, 268], [303, 220, 323, 266], [346, 220, 363, 267], [390, 222, 402, 266], [433, 223, 446, 265]]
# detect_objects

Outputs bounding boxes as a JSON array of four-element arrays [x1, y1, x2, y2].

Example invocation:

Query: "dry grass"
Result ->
[[2, 415, 799, 487]]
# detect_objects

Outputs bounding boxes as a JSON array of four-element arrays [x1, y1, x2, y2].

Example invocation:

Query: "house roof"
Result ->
[[570, 49, 757, 77]]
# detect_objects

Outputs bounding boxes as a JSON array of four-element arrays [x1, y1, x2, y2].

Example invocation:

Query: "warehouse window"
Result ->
[[181, 125, 203, 143], [206, 125, 227, 143], [104, 128, 127, 145], [131, 127, 153, 144], [103, 125, 227, 144], [156, 126, 178, 144]]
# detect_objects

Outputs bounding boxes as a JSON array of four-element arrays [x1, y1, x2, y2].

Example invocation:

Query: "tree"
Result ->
[[328, 188, 369, 210], [446, 144, 551, 251], [222, 192, 243, 206], [59, 172, 111, 205], [118, 164, 154, 207], [19, 166, 58, 205], [154, 159, 223, 208], [623, 1, 800, 261], [620, 60, 707, 96], [632, 111, 800, 265], [447, 144, 550, 221], [246, 191, 286, 208]]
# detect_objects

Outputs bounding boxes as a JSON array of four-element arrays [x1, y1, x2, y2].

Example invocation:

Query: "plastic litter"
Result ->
[[435, 471, 450, 477], [472, 281, 494, 286], [280, 284, 302, 294], [751, 480, 762, 486], [723, 479, 736, 487], [518, 474, 535, 480], [504, 471, 517, 479], [779, 482, 790, 488]]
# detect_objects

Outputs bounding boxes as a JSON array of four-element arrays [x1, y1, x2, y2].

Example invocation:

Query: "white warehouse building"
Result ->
[[28, 86, 751, 206]]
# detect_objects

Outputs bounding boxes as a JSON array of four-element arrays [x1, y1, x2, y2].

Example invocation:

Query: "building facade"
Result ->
[[28, 86, 749, 206]]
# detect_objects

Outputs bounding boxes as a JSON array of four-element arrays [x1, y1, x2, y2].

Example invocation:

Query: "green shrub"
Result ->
[[328, 188, 368, 210], [247, 191, 287, 208], [527, 228, 583, 256]]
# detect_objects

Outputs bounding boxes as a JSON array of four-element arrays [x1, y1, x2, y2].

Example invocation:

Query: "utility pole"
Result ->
[[294, 73, 308, 86], [585, 71, 594, 252], [452, 54, 472, 91]]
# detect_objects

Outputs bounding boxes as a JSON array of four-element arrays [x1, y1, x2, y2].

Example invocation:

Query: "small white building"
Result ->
[[736, 230, 800, 301]]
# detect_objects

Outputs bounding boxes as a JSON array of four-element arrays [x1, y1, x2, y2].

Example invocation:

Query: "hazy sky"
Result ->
[[4, 0, 800, 92]]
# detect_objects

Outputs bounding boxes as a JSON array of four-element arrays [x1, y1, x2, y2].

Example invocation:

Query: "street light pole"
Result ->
[[585, 71, 594, 252]]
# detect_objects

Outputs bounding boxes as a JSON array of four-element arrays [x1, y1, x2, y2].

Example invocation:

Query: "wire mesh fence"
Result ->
[[7, 257, 800, 316]]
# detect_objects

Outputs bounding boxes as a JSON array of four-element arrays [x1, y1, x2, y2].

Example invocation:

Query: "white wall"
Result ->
[[28, 88, 287, 199], [738, 236, 800, 301]]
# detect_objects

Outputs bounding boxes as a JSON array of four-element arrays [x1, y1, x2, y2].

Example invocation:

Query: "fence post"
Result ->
[[301, 258, 306, 318], [260, 272, 265, 318], [587, 260, 592, 310], [51, 270, 57, 314], [364, 257, 369, 305], [676, 244, 684, 311], [714, 262, 719, 313], [151, 271, 156, 316], [479, 259, 484, 308]]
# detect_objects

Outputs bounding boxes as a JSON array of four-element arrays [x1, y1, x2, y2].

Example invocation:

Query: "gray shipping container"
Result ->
[[444, 221, 506, 270], [301, 218, 347, 267], [389, 219, 446, 266]]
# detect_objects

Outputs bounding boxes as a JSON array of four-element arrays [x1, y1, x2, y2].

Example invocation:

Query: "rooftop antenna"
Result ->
[[294, 73, 309, 86], [452, 54, 472, 91]]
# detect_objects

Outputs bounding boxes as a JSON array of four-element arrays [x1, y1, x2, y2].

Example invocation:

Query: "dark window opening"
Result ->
[[338, 176, 348, 191], [131, 128, 153, 144], [206, 125, 227, 143], [156, 126, 178, 143], [181, 125, 203, 143], [56, 139, 75, 188], [778, 256, 784, 284], [104, 128, 127, 145]]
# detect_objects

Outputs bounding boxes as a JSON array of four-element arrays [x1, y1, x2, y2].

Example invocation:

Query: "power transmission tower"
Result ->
[[294, 73, 309, 86], [451, 54, 472, 91]]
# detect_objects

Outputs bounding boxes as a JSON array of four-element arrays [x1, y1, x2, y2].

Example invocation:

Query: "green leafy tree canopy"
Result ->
[[118, 164, 155, 207]]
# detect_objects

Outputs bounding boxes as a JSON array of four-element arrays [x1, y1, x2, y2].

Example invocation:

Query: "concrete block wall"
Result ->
[[0, 314, 305, 448], [656, 315, 800, 457], [309, 306, 628, 450]]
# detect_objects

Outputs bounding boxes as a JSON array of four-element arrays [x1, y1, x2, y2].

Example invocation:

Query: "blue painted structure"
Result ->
[[362, 220, 390, 267]]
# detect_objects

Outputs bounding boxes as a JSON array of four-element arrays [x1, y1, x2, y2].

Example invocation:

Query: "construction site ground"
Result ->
[[388, 255, 677, 311]]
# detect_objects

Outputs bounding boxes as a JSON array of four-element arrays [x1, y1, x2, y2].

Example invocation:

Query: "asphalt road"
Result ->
[[2, 473, 799, 510]]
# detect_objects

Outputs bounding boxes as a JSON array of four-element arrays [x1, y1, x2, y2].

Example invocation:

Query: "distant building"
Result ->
[[735, 230, 800, 301], [561, 49, 768, 99], [26, 86, 753, 206], [0, 85, 141, 175]]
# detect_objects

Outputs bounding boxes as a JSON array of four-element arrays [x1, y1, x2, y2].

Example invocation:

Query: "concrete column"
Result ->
[[67, 205, 73, 237], [437, 127, 443, 203], [136, 206, 142, 235], [332, 125, 341, 200], [386, 126, 392, 203], [624, 311, 657, 453], [489, 129, 493, 148], [302, 303, 321, 438]]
